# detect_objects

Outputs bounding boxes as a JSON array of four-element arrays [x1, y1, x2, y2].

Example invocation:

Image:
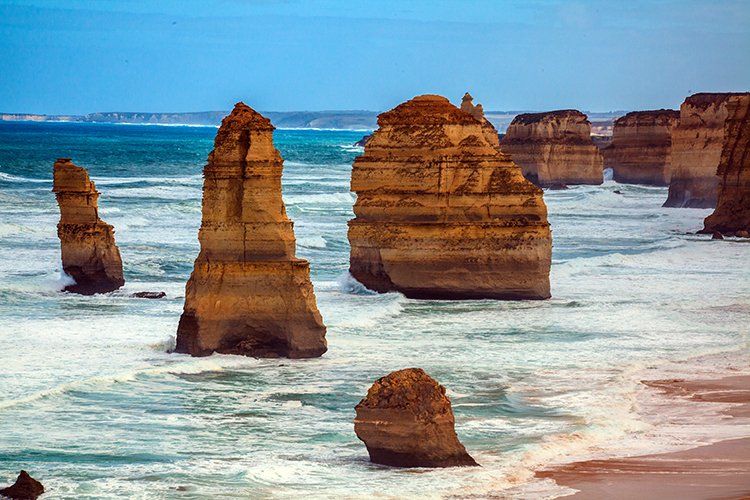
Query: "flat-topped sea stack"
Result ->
[[354, 368, 478, 468], [53, 158, 124, 294], [604, 110, 679, 185], [664, 92, 750, 208], [703, 95, 750, 234], [499, 110, 604, 186], [348, 94, 551, 300], [175, 103, 327, 358]]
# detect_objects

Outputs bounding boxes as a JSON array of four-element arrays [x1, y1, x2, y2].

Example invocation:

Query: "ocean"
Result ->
[[0, 121, 748, 499]]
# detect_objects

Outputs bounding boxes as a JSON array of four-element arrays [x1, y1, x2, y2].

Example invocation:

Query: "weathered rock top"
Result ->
[[511, 109, 588, 126], [357, 368, 452, 422], [614, 109, 679, 127], [377, 94, 479, 127], [684, 92, 750, 111]]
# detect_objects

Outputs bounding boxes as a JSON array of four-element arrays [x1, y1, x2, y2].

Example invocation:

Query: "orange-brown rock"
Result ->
[[604, 110, 679, 186], [175, 103, 327, 358], [348, 94, 551, 300], [52, 158, 124, 294], [460, 92, 501, 148], [703, 95, 750, 234], [499, 110, 604, 186], [354, 368, 478, 468], [664, 92, 750, 208]]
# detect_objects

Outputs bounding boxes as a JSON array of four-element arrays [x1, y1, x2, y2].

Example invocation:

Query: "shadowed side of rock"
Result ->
[[604, 110, 679, 186], [52, 158, 124, 294], [348, 94, 551, 300], [702, 95, 750, 234], [354, 368, 478, 468], [664, 92, 750, 208], [175, 103, 326, 358], [0, 470, 45, 499], [499, 110, 604, 186]]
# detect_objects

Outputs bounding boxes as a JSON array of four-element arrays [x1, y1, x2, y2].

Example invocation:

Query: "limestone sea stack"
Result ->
[[175, 103, 327, 358], [664, 92, 750, 208], [348, 94, 551, 300], [499, 110, 604, 186], [52, 158, 124, 294], [354, 368, 478, 468], [604, 110, 679, 185], [702, 95, 750, 234]]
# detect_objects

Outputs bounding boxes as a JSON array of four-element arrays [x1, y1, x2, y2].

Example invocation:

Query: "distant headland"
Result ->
[[0, 109, 624, 133]]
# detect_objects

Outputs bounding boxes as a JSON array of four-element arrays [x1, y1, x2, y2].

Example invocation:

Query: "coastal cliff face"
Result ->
[[53, 158, 124, 294], [175, 103, 327, 358], [664, 93, 750, 208], [604, 110, 679, 186], [348, 94, 551, 300], [354, 368, 478, 468], [703, 95, 750, 234], [499, 110, 604, 186]]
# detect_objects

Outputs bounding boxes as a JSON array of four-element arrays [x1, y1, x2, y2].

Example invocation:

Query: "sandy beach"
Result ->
[[538, 375, 750, 499]]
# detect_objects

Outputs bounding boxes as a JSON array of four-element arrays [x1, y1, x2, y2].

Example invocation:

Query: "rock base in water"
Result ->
[[354, 368, 478, 468], [0, 471, 44, 500]]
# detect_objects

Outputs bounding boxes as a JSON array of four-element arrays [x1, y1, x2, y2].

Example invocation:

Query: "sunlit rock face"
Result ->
[[53, 158, 124, 294], [664, 92, 750, 208], [348, 94, 551, 300], [499, 110, 604, 186], [604, 110, 679, 186], [702, 95, 750, 234], [354, 368, 478, 468], [175, 103, 327, 358]]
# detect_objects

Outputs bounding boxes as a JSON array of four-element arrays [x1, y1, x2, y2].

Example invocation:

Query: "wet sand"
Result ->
[[538, 375, 750, 499]]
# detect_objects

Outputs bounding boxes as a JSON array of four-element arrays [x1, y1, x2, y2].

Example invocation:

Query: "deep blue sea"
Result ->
[[0, 121, 748, 499]]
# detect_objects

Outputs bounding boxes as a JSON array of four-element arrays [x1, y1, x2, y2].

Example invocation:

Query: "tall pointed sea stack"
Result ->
[[175, 103, 327, 358], [604, 110, 679, 186], [703, 95, 750, 234], [348, 94, 551, 300], [53, 158, 124, 294], [499, 110, 604, 186], [664, 92, 750, 208]]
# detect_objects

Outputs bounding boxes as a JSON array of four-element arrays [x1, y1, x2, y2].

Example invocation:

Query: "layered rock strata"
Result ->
[[354, 368, 478, 468], [52, 158, 124, 294], [0, 471, 45, 499], [348, 94, 551, 300], [664, 92, 750, 208], [175, 103, 327, 358], [499, 110, 604, 186], [604, 110, 679, 185], [460, 92, 501, 147], [702, 95, 750, 234]]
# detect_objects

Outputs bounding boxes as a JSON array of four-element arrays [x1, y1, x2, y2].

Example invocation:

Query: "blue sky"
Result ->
[[1, 0, 748, 114]]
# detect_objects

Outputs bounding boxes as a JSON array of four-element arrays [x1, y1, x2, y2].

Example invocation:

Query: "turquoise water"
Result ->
[[1, 122, 749, 498]]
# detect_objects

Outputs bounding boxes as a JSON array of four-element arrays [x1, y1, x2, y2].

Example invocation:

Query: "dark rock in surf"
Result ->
[[0, 471, 44, 499], [132, 291, 167, 299]]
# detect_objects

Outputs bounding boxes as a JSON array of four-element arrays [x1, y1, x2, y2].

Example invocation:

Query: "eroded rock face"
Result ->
[[348, 94, 551, 300], [175, 103, 327, 358], [664, 92, 750, 208], [53, 158, 124, 294], [0, 470, 45, 499], [499, 110, 604, 186], [703, 95, 750, 234], [354, 368, 478, 468], [604, 110, 679, 186]]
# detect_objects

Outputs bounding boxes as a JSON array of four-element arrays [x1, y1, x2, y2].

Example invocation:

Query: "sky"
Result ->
[[0, 0, 749, 114]]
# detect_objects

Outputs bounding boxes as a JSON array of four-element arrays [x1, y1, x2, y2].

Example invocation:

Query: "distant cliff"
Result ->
[[1, 109, 624, 132], [0, 110, 379, 129]]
